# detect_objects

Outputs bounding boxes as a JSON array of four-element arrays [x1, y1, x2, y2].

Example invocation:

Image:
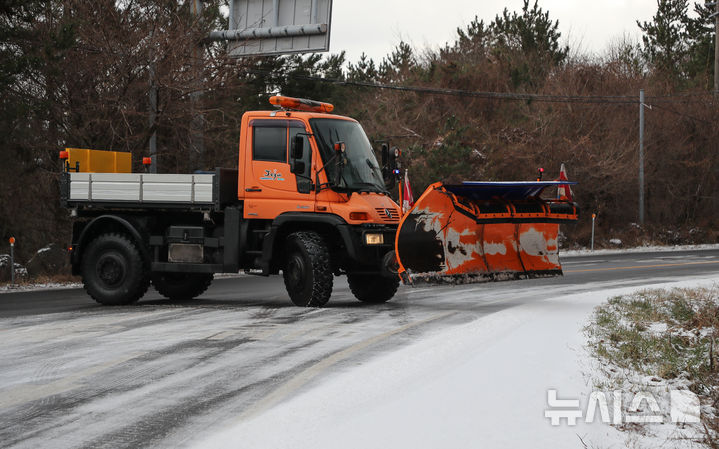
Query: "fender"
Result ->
[[257, 212, 357, 275], [72, 215, 150, 273]]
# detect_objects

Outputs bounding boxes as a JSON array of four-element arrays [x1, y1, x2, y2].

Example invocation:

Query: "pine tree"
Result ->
[[637, 0, 691, 78], [489, 0, 568, 88], [347, 53, 378, 82]]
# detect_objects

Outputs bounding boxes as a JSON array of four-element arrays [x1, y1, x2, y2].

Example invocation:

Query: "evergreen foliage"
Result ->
[[1, 0, 718, 259]]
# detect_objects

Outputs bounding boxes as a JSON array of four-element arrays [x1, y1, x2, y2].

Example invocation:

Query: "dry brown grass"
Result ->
[[0, 273, 80, 288]]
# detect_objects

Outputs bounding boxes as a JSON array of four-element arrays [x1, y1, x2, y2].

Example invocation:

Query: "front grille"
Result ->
[[375, 207, 400, 222]]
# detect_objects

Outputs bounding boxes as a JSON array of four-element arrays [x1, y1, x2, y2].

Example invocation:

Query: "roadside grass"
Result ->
[[586, 287, 719, 448]]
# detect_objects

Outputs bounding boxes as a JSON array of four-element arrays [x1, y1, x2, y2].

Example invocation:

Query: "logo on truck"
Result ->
[[260, 169, 285, 181]]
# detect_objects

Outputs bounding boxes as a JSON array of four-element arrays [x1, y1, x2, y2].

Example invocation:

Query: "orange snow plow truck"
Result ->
[[60, 96, 578, 307]]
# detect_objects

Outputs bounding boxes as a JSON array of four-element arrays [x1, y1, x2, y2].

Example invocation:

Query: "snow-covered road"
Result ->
[[195, 276, 719, 449], [1, 249, 719, 448]]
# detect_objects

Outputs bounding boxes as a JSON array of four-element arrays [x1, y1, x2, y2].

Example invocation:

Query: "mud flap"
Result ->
[[395, 181, 578, 284]]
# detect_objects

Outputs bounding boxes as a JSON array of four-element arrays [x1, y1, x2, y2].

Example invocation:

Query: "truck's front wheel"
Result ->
[[283, 231, 333, 307], [151, 273, 213, 300], [81, 233, 150, 305], [347, 273, 399, 304]]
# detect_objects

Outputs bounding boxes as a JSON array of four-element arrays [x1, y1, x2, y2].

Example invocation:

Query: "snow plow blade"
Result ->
[[395, 181, 579, 284]]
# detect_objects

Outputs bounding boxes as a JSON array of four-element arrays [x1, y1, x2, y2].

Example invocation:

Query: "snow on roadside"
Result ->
[[0, 273, 246, 294], [561, 243, 719, 258], [190, 275, 719, 449], [0, 282, 81, 294]]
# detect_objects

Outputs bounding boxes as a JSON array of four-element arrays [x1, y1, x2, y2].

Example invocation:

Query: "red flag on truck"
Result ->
[[403, 170, 414, 213], [557, 163, 573, 202]]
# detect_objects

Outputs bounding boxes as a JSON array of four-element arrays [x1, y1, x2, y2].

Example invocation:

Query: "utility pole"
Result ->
[[149, 75, 158, 173], [190, 0, 205, 171], [714, 0, 718, 95], [149, 31, 158, 174], [708, 1, 719, 95], [639, 89, 645, 225]]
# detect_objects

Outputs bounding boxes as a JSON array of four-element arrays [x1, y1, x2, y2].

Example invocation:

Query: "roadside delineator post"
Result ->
[[591, 214, 596, 251], [9, 237, 15, 286]]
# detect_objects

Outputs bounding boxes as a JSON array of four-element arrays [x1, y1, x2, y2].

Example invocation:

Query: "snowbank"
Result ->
[[0, 282, 81, 294], [0, 273, 244, 294], [561, 243, 719, 258]]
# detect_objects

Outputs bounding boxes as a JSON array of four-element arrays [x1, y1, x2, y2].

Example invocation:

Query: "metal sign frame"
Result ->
[[209, 0, 333, 57]]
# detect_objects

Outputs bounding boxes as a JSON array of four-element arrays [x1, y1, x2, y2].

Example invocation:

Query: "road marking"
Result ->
[[560, 261, 604, 266], [236, 311, 456, 421], [566, 260, 719, 273]]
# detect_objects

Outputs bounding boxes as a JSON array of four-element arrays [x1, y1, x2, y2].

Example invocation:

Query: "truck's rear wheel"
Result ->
[[347, 273, 399, 304], [81, 233, 150, 305], [151, 273, 213, 300], [283, 231, 332, 307]]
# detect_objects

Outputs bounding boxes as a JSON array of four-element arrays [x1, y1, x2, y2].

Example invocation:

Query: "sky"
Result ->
[[330, 0, 661, 64]]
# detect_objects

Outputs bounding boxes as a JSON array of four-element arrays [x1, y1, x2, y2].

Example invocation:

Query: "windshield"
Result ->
[[309, 118, 386, 192]]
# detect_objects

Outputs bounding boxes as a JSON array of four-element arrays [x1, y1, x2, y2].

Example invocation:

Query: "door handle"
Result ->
[[245, 187, 262, 192]]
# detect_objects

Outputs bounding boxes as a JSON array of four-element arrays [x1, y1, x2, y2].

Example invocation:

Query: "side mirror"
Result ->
[[381, 143, 400, 189], [333, 141, 346, 153], [291, 160, 306, 174], [381, 143, 389, 168], [291, 135, 304, 159]]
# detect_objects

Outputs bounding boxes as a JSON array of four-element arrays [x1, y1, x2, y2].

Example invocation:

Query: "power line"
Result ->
[[246, 69, 716, 105], [648, 102, 712, 124]]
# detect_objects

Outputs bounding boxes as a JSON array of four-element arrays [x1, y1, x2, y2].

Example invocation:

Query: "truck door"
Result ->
[[243, 119, 314, 219]]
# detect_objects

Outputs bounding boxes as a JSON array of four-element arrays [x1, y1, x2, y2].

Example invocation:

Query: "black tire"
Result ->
[[81, 233, 150, 305], [151, 272, 213, 300], [282, 231, 333, 307], [347, 273, 399, 304]]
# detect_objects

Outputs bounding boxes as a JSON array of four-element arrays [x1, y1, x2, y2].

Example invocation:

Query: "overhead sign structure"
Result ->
[[209, 0, 333, 57]]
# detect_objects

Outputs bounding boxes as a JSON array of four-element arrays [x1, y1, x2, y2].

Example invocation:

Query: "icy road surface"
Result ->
[[1, 249, 719, 448]]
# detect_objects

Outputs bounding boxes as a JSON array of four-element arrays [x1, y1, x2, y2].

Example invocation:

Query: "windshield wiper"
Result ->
[[365, 158, 387, 184]]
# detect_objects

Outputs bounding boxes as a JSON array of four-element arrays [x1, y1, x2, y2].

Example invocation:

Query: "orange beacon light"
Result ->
[[269, 96, 334, 113]]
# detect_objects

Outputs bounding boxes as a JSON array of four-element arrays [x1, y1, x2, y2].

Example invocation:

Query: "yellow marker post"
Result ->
[[8, 237, 15, 286], [591, 213, 597, 251]]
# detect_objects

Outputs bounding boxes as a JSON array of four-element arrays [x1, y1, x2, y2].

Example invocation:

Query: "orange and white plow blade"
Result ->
[[395, 182, 578, 284]]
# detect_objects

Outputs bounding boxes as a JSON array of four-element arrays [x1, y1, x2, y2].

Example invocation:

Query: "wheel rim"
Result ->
[[96, 253, 126, 288], [286, 253, 307, 292]]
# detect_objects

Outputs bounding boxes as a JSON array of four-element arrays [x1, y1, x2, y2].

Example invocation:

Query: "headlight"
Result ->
[[365, 233, 384, 245]]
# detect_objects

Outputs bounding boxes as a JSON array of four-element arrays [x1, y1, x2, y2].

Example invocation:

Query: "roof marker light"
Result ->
[[269, 96, 334, 113]]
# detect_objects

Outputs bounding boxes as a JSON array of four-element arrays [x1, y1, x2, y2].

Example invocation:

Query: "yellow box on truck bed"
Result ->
[[65, 148, 131, 173]]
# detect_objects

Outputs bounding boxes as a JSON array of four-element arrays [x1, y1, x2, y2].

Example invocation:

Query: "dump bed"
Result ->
[[60, 168, 238, 211]]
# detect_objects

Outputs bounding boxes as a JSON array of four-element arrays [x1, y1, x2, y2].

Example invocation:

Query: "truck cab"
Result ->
[[236, 99, 402, 305]]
